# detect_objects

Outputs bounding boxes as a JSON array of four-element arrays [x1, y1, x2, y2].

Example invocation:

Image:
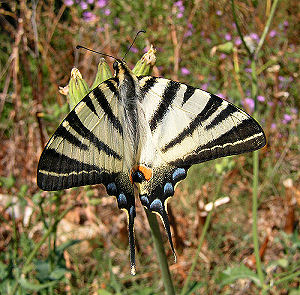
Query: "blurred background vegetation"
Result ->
[[0, 0, 299, 294]]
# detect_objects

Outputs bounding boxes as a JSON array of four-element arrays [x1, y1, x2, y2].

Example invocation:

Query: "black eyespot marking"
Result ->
[[132, 171, 145, 183]]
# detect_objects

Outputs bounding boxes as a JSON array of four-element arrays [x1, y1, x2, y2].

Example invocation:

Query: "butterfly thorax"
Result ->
[[113, 60, 145, 169]]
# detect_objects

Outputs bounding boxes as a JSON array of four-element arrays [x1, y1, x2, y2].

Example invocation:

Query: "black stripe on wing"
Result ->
[[204, 103, 236, 130], [149, 80, 180, 132], [37, 149, 114, 190], [162, 95, 223, 152], [92, 86, 123, 135], [139, 77, 158, 101], [170, 119, 266, 167], [182, 85, 195, 106], [55, 124, 88, 150], [103, 79, 120, 101], [66, 111, 122, 160]]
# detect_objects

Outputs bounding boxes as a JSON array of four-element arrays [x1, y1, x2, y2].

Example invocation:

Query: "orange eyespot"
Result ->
[[129, 165, 153, 184]]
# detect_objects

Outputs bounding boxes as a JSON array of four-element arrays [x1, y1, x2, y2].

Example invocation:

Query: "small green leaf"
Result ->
[[49, 268, 67, 280], [56, 239, 81, 255], [217, 264, 261, 287], [0, 175, 15, 189], [18, 277, 59, 291]]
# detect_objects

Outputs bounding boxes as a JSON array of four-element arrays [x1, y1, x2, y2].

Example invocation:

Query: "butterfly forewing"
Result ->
[[138, 76, 266, 168], [37, 79, 128, 191]]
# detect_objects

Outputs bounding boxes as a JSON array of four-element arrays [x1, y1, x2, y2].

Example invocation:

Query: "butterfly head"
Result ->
[[112, 59, 131, 77]]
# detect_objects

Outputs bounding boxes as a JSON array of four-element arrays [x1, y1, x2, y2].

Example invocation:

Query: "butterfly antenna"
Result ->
[[76, 45, 117, 60], [122, 30, 146, 61]]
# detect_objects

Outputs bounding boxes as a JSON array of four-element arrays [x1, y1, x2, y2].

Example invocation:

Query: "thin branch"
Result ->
[[254, 0, 280, 58]]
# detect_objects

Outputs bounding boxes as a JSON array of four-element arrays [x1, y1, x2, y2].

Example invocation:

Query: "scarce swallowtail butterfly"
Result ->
[[37, 45, 266, 275]]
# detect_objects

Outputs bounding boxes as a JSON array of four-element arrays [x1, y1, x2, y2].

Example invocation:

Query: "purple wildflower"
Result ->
[[87, 0, 94, 3], [216, 10, 222, 16], [177, 12, 183, 18], [217, 93, 225, 99], [181, 67, 190, 75], [244, 97, 255, 112], [96, 26, 104, 32], [184, 30, 193, 37], [282, 114, 292, 124], [201, 83, 208, 91], [269, 30, 277, 38], [64, 0, 74, 6], [114, 17, 120, 25], [250, 32, 259, 41], [245, 68, 252, 73], [257, 95, 265, 102], [104, 8, 110, 15], [271, 123, 276, 130], [220, 53, 227, 59], [174, 1, 183, 7], [225, 33, 232, 41], [283, 20, 289, 27], [129, 46, 138, 53], [235, 37, 242, 46], [291, 107, 298, 114], [80, 1, 88, 9], [96, 0, 107, 8], [267, 101, 274, 107], [83, 11, 96, 22]]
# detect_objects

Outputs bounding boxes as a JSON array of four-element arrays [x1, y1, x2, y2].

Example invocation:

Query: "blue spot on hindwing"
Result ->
[[117, 193, 127, 208], [129, 206, 136, 218], [172, 168, 186, 183], [140, 195, 150, 208], [150, 199, 163, 212], [106, 182, 117, 195], [164, 182, 174, 197]]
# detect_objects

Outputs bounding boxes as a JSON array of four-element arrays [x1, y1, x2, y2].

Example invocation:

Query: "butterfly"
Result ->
[[37, 57, 266, 275]]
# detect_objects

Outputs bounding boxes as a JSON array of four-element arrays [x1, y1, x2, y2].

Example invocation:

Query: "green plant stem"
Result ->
[[231, 1, 280, 293], [252, 150, 266, 292], [9, 204, 77, 295], [255, 0, 280, 58], [181, 176, 223, 295], [273, 270, 300, 286], [145, 210, 175, 295]]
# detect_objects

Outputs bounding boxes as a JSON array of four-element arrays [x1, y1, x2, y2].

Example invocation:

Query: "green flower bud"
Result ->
[[132, 45, 156, 76], [68, 68, 90, 110], [91, 58, 113, 90], [217, 41, 234, 54]]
